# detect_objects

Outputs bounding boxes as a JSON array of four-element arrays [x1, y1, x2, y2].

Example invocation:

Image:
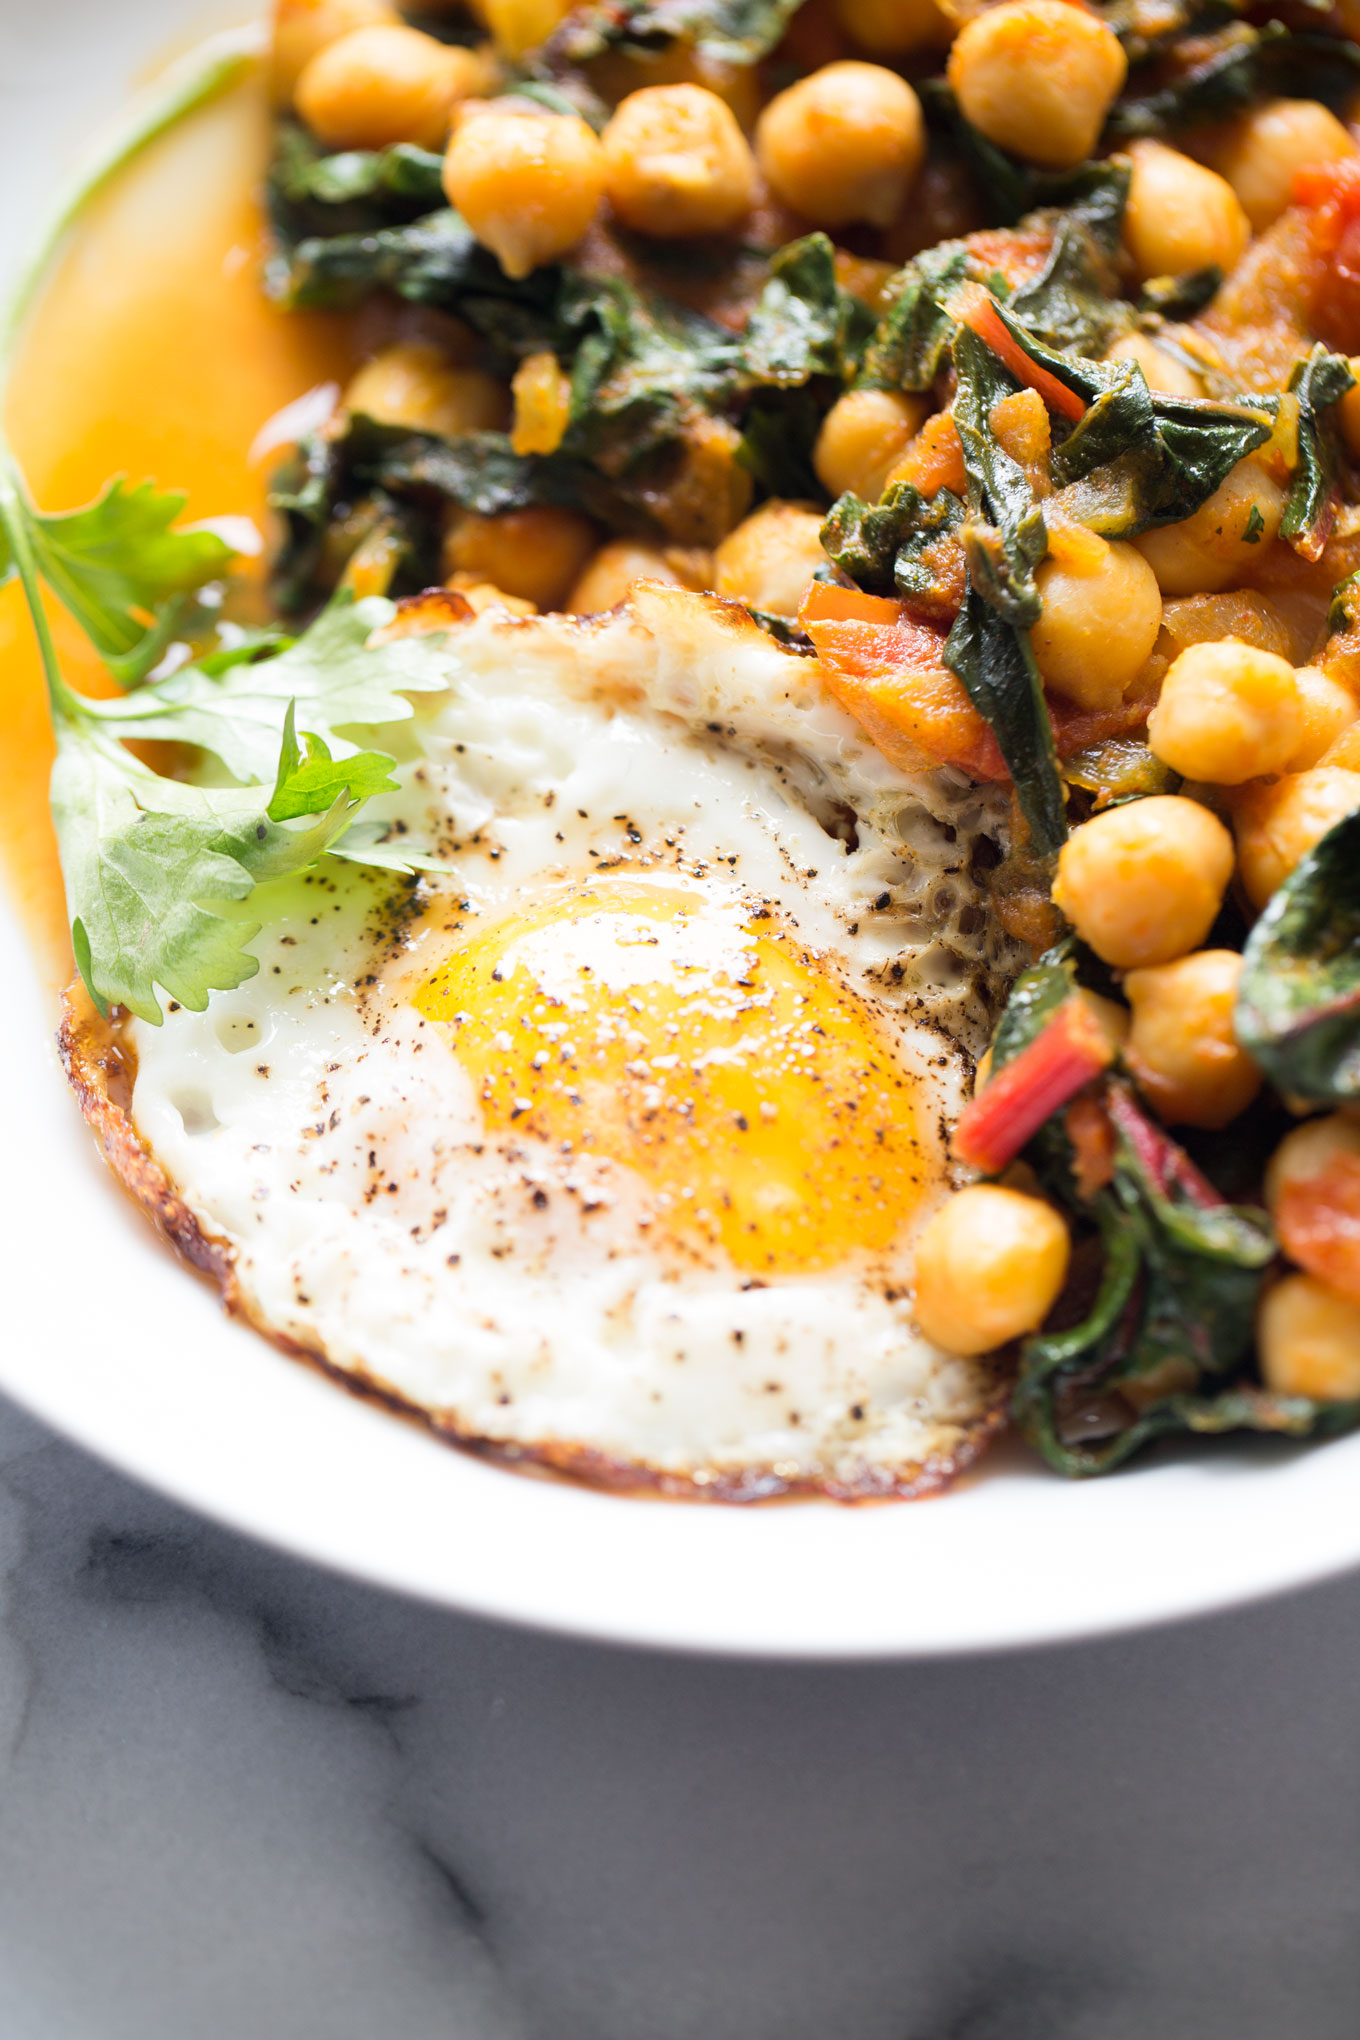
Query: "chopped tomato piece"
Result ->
[[799, 584, 905, 628], [887, 410, 967, 497], [1290, 158, 1360, 350], [1065, 1091, 1116, 1200], [956, 289, 1086, 423], [1276, 1152, 1360, 1304], [802, 588, 1006, 779], [953, 996, 1118, 1176]]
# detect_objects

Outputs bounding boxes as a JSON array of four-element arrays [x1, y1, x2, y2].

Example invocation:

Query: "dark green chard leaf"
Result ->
[[857, 166, 1129, 391], [268, 208, 556, 318], [736, 390, 823, 499], [929, 87, 1131, 230], [820, 482, 966, 604], [1279, 345, 1355, 563], [543, 0, 807, 67], [951, 322, 1048, 624], [266, 124, 452, 263], [945, 588, 1066, 855], [1109, 23, 1360, 141], [1236, 805, 1360, 1104], [1013, 1085, 1284, 1476], [1137, 268, 1222, 320], [739, 233, 872, 388], [944, 321, 1067, 855], [856, 243, 970, 394], [281, 142, 445, 210], [735, 235, 875, 498], [984, 301, 1276, 535]]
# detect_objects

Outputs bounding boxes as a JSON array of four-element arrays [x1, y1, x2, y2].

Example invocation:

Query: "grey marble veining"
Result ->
[[0, 1395, 1358, 2038]]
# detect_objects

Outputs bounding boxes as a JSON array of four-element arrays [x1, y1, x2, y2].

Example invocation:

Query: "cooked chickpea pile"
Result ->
[[271, 0, 1360, 1414]]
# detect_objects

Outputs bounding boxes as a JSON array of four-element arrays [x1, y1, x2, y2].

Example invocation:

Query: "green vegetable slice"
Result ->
[[1237, 806, 1360, 1105]]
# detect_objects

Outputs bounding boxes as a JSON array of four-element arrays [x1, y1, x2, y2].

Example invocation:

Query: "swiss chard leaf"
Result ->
[[739, 233, 870, 389], [943, 322, 1067, 855], [268, 207, 552, 319], [1279, 344, 1355, 563], [544, 0, 806, 66], [988, 303, 1275, 535], [1236, 804, 1360, 1104], [819, 483, 966, 605], [945, 587, 1066, 856], [1110, 23, 1360, 140], [1012, 1086, 1280, 1476]]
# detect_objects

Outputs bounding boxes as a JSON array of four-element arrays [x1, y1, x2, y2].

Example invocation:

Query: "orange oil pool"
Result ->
[[0, 66, 362, 985]]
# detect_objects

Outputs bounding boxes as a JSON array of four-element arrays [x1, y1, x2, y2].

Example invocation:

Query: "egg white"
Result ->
[[124, 592, 1019, 1498]]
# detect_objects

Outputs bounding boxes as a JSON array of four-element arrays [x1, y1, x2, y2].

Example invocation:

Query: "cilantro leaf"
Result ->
[[267, 701, 400, 821], [52, 722, 350, 1023], [25, 477, 238, 687], [92, 589, 452, 783]]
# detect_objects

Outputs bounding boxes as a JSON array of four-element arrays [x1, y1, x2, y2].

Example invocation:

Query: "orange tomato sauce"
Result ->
[[0, 67, 361, 984]]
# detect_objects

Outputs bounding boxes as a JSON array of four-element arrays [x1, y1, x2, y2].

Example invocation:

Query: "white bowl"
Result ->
[[5, 1, 1360, 1660]]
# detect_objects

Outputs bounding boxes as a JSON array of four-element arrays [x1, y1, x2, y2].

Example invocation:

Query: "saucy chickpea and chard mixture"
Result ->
[[24, 0, 1360, 1478], [253, 0, 1360, 1472]]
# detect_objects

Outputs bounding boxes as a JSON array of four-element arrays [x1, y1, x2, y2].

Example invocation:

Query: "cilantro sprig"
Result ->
[[0, 31, 466, 1026], [1, 463, 453, 1024]]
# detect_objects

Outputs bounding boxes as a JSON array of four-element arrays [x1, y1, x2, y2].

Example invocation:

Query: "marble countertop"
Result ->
[[0, 1390, 1358, 2039]]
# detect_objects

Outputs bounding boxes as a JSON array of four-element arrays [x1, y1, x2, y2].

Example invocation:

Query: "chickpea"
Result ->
[[344, 342, 508, 438], [712, 500, 827, 614], [1134, 456, 1287, 597], [1259, 1274, 1360, 1401], [913, 1184, 1070, 1355], [480, 0, 574, 61], [1104, 331, 1205, 400], [834, 0, 952, 56], [1029, 536, 1162, 712], [1124, 950, 1260, 1130], [443, 505, 598, 609], [756, 62, 925, 228], [1122, 140, 1250, 285], [1147, 639, 1302, 785], [568, 541, 713, 611], [601, 86, 757, 239], [1051, 795, 1235, 969], [296, 24, 477, 150], [444, 107, 606, 279], [1287, 665, 1358, 770], [1340, 372, 1360, 461], [270, 0, 398, 105], [946, 0, 1126, 172], [1234, 767, 1360, 908], [1215, 99, 1356, 233], [813, 389, 929, 502], [510, 350, 572, 456], [1266, 1113, 1360, 1215]]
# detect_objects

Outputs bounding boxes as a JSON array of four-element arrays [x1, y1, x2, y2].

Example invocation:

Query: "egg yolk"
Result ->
[[413, 878, 929, 1274]]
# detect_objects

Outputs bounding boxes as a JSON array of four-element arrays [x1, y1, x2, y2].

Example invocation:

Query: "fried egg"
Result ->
[[110, 587, 1019, 1499]]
